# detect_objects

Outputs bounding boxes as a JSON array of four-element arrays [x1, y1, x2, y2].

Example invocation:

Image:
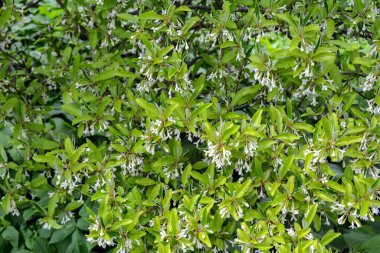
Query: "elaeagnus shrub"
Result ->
[[0, 0, 380, 252]]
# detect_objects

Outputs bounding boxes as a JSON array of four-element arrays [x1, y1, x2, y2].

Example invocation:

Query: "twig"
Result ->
[[233, 103, 251, 111], [55, 0, 64, 9], [23, 0, 42, 10], [129, 5, 250, 16], [186, 56, 201, 68], [341, 71, 366, 77], [187, 5, 249, 12]]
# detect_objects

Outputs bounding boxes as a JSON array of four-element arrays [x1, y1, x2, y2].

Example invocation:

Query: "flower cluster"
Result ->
[[1, 0, 380, 253]]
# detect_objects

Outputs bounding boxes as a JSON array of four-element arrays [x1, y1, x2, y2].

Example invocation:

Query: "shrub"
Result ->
[[0, 0, 380, 252]]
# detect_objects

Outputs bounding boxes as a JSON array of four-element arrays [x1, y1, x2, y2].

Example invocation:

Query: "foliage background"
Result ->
[[0, 0, 380, 252]]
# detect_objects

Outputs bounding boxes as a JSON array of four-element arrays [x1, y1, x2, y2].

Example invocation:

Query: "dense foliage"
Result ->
[[1, 0, 380, 252]]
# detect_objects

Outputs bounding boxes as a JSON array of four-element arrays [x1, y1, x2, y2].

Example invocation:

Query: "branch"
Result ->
[[0, 48, 25, 67], [341, 71, 366, 77], [23, 0, 42, 11], [55, 0, 64, 9], [233, 103, 251, 111], [187, 5, 249, 12], [186, 55, 201, 68], [128, 5, 249, 16]]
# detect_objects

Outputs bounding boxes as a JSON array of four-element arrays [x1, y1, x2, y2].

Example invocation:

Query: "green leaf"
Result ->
[[2, 194, 11, 214], [342, 92, 357, 113], [336, 136, 362, 146], [220, 41, 236, 48], [297, 227, 311, 239], [304, 204, 318, 227], [135, 177, 156, 186], [293, 123, 314, 133], [190, 103, 212, 120], [138, 11, 163, 20], [321, 229, 341, 246], [62, 47, 72, 64], [2, 97, 19, 111], [276, 13, 298, 31], [62, 104, 82, 117], [280, 155, 295, 178], [67, 230, 88, 253], [362, 234, 380, 253], [171, 208, 179, 234], [158, 45, 174, 58], [198, 231, 212, 248], [313, 52, 336, 62], [49, 222, 76, 244], [98, 194, 109, 221], [326, 19, 335, 38], [314, 190, 335, 202], [174, 6, 192, 13], [231, 86, 261, 107], [360, 200, 370, 219], [243, 128, 266, 138], [147, 184, 161, 199], [164, 103, 178, 119], [64, 138, 75, 154], [34, 139, 60, 150], [32, 237, 49, 253], [182, 164, 192, 186], [33, 155, 62, 168], [204, 122, 216, 142], [65, 201, 82, 211], [2, 226, 19, 249], [321, 117, 332, 139], [31, 176, 47, 188], [221, 123, 239, 141], [182, 17, 200, 34], [135, 98, 159, 120], [0, 8, 12, 27], [352, 57, 375, 67], [110, 219, 133, 231], [236, 180, 251, 198], [326, 180, 345, 193], [274, 133, 300, 142], [252, 109, 263, 126], [222, 49, 238, 64], [117, 13, 138, 22], [70, 144, 87, 165], [48, 192, 59, 217], [93, 69, 133, 82]]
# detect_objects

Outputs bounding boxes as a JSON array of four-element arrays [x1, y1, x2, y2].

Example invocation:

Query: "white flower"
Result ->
[[244, 140, 258, 157], [235, 159, 252, 175], [337, 214, 347, 225], [306, 233, 314, 240], [349, 222, 356, 229], [253, 69, 277, 91], [325, 216, 330, 226], [61, 211, 73, 224], [204, 140, 232, 169], [89, 219, 100, 232], [121, 153, 144, 176], [219, 207, 230, 218], [42, 222, 51, 230], [9, 199, 20, 216], [362, 68, 378, 91], [96, 237, 115, 248], [286, 228, 297, 238]]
